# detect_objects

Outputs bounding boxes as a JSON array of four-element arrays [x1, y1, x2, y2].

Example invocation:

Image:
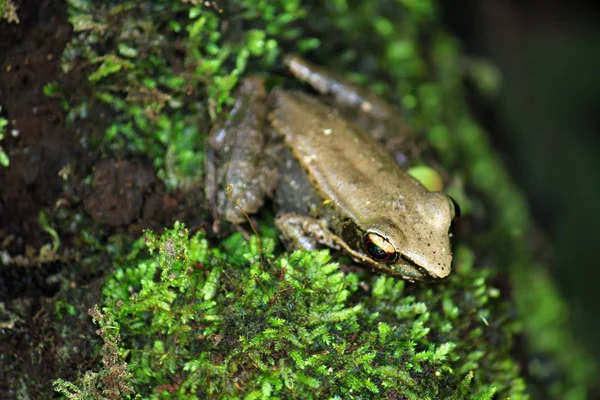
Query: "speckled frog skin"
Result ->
[[206, 56, 457, 280]]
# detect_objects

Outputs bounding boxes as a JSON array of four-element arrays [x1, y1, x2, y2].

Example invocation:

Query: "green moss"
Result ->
[[56, 0, 316, 190], [53, 305, 135, 399], [57, 223, 521, 398], [425, 30, 598, 400]]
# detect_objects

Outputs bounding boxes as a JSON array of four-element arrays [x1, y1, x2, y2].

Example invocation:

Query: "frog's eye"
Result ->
[[448, 195, 461, 224], [364, 232, 397, 262]]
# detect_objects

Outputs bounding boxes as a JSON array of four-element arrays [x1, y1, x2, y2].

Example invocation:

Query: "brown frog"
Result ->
[[206, 56, 458, 280]]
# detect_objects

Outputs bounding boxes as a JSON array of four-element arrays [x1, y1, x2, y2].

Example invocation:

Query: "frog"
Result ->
[[206, 55, 459, 281]]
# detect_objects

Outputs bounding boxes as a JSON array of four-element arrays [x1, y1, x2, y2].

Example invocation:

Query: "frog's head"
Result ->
[[360, 192, 459, 280]]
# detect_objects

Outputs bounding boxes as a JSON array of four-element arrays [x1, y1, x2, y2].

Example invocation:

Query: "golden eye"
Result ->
[[364, 232, 397, 262]]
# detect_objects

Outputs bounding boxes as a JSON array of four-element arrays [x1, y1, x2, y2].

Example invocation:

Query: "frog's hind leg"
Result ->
[[283, 55, 414, 145], [206, 77, 279, 234]]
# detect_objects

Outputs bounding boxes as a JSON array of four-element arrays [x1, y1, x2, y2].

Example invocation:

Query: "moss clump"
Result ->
[[53, 306, 135, 400], [54, 223, 522, 398]]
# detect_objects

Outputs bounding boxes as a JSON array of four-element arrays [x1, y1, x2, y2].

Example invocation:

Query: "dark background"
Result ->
[[440, 0, 600, 364]]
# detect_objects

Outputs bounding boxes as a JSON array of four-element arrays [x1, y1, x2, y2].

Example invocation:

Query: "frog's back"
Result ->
[[268, 89, 426, 224]]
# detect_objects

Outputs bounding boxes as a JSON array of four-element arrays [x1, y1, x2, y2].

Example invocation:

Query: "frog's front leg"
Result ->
[[206, 77, 279, 233], [275, 213, 341, 252]]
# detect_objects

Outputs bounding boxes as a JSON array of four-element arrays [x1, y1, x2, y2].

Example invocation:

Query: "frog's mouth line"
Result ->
[[398, 254, 430, 281], [399, 253, 422, 270]]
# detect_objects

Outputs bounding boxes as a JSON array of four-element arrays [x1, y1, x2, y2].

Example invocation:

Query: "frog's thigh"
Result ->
[[284, 54, 367, 110], [283, 55, 413, 148], [275, 213, 340, 252]]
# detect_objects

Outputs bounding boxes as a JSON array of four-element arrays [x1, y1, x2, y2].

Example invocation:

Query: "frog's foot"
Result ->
[[275, 213, 340, 252]]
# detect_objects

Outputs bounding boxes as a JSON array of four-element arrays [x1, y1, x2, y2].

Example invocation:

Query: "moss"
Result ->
[[425, 30, 597, 400], [55, 0, 316, 190], [53, 305, 135, 400], [45, 0, 596, 399], [56, 223, 519, 398]]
